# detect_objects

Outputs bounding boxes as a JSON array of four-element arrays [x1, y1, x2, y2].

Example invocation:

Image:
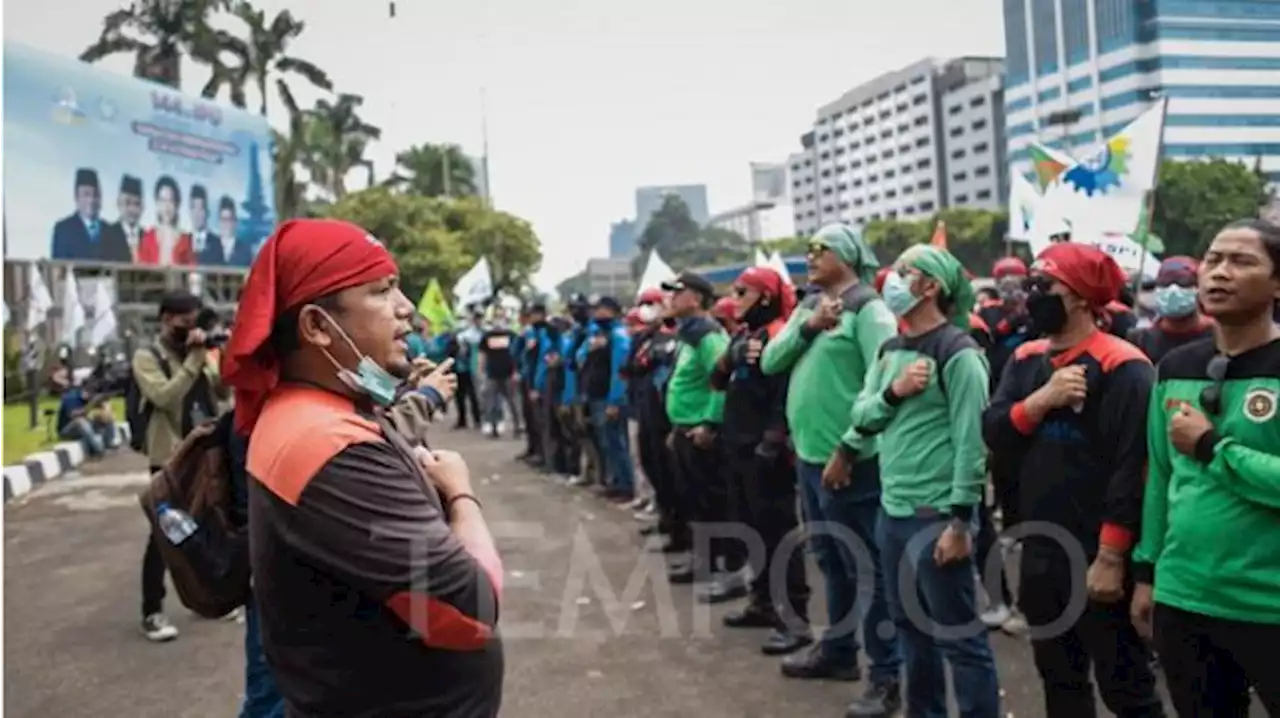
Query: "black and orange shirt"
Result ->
[[247, 386, 503, 718], [981, 331, 1154, 560]]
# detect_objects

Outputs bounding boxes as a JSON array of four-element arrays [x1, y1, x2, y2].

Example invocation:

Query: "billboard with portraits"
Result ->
[[3, 42, 276, 268]]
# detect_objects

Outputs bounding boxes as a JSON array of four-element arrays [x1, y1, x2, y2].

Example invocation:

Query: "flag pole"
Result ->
[[1130, 95, 1169, 297], [480, 86, 492, 207]]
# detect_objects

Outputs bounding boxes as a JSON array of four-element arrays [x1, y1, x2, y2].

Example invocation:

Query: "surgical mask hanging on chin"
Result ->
[[1154, 285, 1198, 319], [310, 307, 402, 407], [881, 271, 922, 317]]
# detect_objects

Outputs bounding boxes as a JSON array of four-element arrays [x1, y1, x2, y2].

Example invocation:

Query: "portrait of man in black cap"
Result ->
[[221, 196, 256, 267], [52, 167, 129, 261], [189, 184, 226, 266], [99, 174, 145, 263]]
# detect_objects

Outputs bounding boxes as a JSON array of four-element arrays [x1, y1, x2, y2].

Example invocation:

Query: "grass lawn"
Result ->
[[3, 397, 126, 465]]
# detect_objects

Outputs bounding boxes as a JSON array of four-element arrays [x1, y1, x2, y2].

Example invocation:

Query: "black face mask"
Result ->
[[594, 317, 614, 330], [1026, 292, 1069, 335], [170, 326, 190, 346], [662, 317, 677, 329], [570, 309, 589, 324], [742, 299, 778, 329]]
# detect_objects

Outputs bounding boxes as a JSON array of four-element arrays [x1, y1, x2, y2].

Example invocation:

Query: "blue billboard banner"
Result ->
[[3, 42, 276, 268]]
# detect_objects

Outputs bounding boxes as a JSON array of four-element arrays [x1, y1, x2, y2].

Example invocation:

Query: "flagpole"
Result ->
[[1130, 95, 1169, 297], [480, 86, 492, 207]]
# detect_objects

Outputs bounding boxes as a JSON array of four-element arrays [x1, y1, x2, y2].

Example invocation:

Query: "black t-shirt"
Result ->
[[479, 329, 516, 379]]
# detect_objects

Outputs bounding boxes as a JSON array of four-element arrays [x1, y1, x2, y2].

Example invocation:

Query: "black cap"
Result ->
[[661, 271, 715, 298], [120, 174, 142, 196], [568, 292, 589, 308], [593, 295, 622, 312], [75, 168, 99, 191]]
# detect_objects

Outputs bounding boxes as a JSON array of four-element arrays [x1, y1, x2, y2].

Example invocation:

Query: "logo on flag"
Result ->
[[1063, 137, 1131, 197]]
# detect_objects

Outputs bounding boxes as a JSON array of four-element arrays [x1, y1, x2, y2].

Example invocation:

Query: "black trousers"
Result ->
[[671, 430, 743, 572], [520, 381, 541, 457], [576, 404, 603, 485], [539, 395, 567, 474], [1019, 550, 1165, 718], [1155, 603, 1280, 716], [729, 444, 809, 622], [555, 405, 582, 477], [142, 464, 167, 617], [989, 451, 1021, 529], [453, 372, 481, 427], [975, 500, 1013, 607], [637, 409, 679, 534]]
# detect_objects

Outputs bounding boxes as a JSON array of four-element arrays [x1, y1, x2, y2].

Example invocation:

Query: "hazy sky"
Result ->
[[7, 0, 1004, 288]]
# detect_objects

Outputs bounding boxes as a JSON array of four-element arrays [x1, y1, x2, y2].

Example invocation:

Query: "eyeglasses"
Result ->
[[1199, 354, 1230, 415], [807, 243, 830, 257]]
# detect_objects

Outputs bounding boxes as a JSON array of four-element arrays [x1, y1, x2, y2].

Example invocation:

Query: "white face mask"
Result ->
[[308, 307, 401, 407], [638, 304, 659, 323]]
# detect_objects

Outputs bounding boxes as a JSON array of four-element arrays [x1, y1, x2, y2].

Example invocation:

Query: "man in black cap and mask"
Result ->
[[99, 174, 144, 262], [561, 294, 603, 485]]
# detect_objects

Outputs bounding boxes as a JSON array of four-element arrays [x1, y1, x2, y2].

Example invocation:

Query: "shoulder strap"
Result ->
[[928, 325, 980, 398], [150, 346, 171, 379], [839, 283, 879, 317]]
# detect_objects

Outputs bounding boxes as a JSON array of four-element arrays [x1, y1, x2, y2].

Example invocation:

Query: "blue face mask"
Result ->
[[312, 308, 402, 407], [881, 271, 921, 317], [1155, 284, 1198, 319]]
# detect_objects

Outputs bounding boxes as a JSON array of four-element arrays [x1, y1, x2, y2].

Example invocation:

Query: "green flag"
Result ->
[[417, 279, 454, 330], [1128, 205, 1165, 255]]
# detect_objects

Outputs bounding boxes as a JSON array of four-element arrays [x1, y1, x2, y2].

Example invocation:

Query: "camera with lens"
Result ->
[[196, 307, 230, 349]]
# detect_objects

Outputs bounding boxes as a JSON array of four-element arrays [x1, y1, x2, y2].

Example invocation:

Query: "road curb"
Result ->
[[4, 423, 132, 503]]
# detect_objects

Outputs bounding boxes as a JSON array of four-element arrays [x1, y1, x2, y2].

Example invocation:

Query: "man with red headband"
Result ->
[[223, 219, 504, 717], [1127, 256, 1214, 364], [982, 242, 1163, 718], [709, 266, 812, 655]]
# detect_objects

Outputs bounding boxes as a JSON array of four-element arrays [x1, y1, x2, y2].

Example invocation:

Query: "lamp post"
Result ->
[[1043, 108, 1083, 156]]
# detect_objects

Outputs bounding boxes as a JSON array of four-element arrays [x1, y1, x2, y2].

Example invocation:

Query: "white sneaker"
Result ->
[[221, 606, 246, 624], [1001, 610, 1029, 635], [625, 495, 648, 511], [142, 613, 179, 642], [568, 475, 590, 487], [980, 604, 1012, 629]]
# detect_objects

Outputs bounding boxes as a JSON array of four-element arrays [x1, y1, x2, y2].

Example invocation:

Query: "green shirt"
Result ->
[[1134, 337, 1280, 624], [848, 324, 990, 518], [761, 285, 897, 464], [665, 317, 729, 426]]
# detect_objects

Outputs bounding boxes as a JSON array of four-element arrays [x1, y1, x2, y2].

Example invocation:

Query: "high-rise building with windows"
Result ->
[[788, 57, 1008, 236], [1002, 0, 1280, 185]]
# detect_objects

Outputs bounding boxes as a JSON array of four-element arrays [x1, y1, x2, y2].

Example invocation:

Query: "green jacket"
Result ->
[[1134, 338, 1280, 624], [760, 284, 897, 464], [848, 324, 989, 518], [132, 341, 223, 465], [665, 316, 729, 426]]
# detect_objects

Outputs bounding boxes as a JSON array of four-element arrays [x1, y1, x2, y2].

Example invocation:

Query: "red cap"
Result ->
[[221, 219, 399, 434], [736, 266, 797, 318], [873, 266, 893, 294], [992, 257, 1028, 279], [713, 296, 738, 319]]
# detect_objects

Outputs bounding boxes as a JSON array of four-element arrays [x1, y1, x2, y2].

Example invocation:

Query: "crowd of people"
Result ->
[[126, 215, 1279, 718]]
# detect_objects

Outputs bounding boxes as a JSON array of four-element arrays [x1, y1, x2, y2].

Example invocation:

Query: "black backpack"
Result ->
[[125, 347, 168, 453]]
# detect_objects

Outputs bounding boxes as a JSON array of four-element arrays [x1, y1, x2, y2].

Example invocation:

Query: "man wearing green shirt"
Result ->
[[759, 224, 903, 711], [660, 272, 737, 589], [1131, 219, 1280, 716], [851, 245, 999, 717]]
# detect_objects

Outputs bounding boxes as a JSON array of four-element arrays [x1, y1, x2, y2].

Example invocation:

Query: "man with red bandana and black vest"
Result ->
[[1127, 256, 1215, 364], [710, 266, 813, 656], [981, 243, 1165, 718], [222, 219, 504, 717]]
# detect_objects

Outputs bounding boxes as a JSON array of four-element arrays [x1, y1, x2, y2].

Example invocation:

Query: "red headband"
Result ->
[[736, 266, 797, 318]]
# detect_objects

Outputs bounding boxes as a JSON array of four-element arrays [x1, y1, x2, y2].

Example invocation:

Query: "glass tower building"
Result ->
[[1002, 0, 1280, 185]]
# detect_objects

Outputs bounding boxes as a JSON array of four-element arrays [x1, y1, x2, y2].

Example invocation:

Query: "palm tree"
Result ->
[[80, 0, 232, 88], [302, 94, 382, 200], [385, 143, 479, 198], [221, 1, 332, 118]]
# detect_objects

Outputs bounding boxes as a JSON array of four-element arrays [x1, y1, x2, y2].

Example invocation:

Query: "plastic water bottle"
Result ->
[[156, 501, 199, 546]]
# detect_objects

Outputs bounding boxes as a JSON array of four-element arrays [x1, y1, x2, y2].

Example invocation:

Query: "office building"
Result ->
[[609, 219, 638, 259], [635, 185, 711, 231], [1002, 0, 1280, 185], [750, 162, 789, 202], [788, 56, 1008, 235], [584, 258, 634, 298]]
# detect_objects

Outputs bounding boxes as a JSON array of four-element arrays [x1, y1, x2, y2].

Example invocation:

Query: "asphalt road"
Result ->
[[3, 425, 1262, 717]]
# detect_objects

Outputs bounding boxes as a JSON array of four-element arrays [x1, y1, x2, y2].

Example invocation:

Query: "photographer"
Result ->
[[130, 291, 224, 642]]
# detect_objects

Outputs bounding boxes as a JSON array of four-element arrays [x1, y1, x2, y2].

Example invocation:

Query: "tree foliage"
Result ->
[[632, 195, 751, 277], [1152, 159, 1271, 258], [385, 143, 479, 198], [80, 0, 233, 88], [322, 189, 541, 305]]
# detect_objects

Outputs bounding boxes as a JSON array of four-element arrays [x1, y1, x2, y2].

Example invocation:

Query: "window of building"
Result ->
[[975, 166, 991, 177], [835, 165, 846, 175], [896, 103, 908, 113], [850, 140, 861, 150], [839, 201, 850, 210], [897, 123, 910, 134], [850, 159, 863, 169], [853, 178, 864, 187], [903, 185, 915, 195], [823, 204, 835, 214], [976, 189, 992, 200], [951, 148, 966, 159], [971, 119, 988, 131], [870, 193, 880, 202], [834, 147, 846, 156], [870, 213, 882, 221], [899, 143, 911, 154], [916, 137, 931, 147], [819, 134, 830, 143], [914, 115, 928, 127], [833, 128, 845, 138], [823, 186, 833, 195], [900, 164, 913, 175], [953, 171, 968, 182], [1004, 0, 1029, 84], [880, 129, 893, 139], [876, 91, 890, 101], [867, 156, 878, 165], [949, 126, 964, 137], [913, 94, 927, 106], [1033, 0, 1059, 73], [821, 169, 832, 177], [882, 149, 895, 159], [837, 182, 848, 191], [973, 142, 990, 154], [956, 194, 969, 204], [879, 110, 892, 120], [917, 158, 931, 169], [911, 74, 926, 85], [820, 151, 831, 160], [792, 180, 802, 188], [885, 169, 897, 178], [903, 206, 915, 216], [865, 135, 877, 144], [918, 179, 934, 190], [948, 104, 962, 115], [868, 174, 879, 183], [886, 189, 898, 198], [969, 96, 986, 108], [919, 200, 935, 212], [1063, 0, 1090, 64], [887, 210, 899, 220]]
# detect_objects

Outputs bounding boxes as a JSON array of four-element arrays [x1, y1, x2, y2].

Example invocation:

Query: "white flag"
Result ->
[[1040, 98, 1167, 240], [753, 248, 770, 268], [1007, 173, 1041, 242], [61, 274, 86, 346], [767, 251, 794, 286], [88, 280, 118, 348], [636, 251, 676, 298], [26, 267, 53, 331], [452, 257, 494, 310]]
